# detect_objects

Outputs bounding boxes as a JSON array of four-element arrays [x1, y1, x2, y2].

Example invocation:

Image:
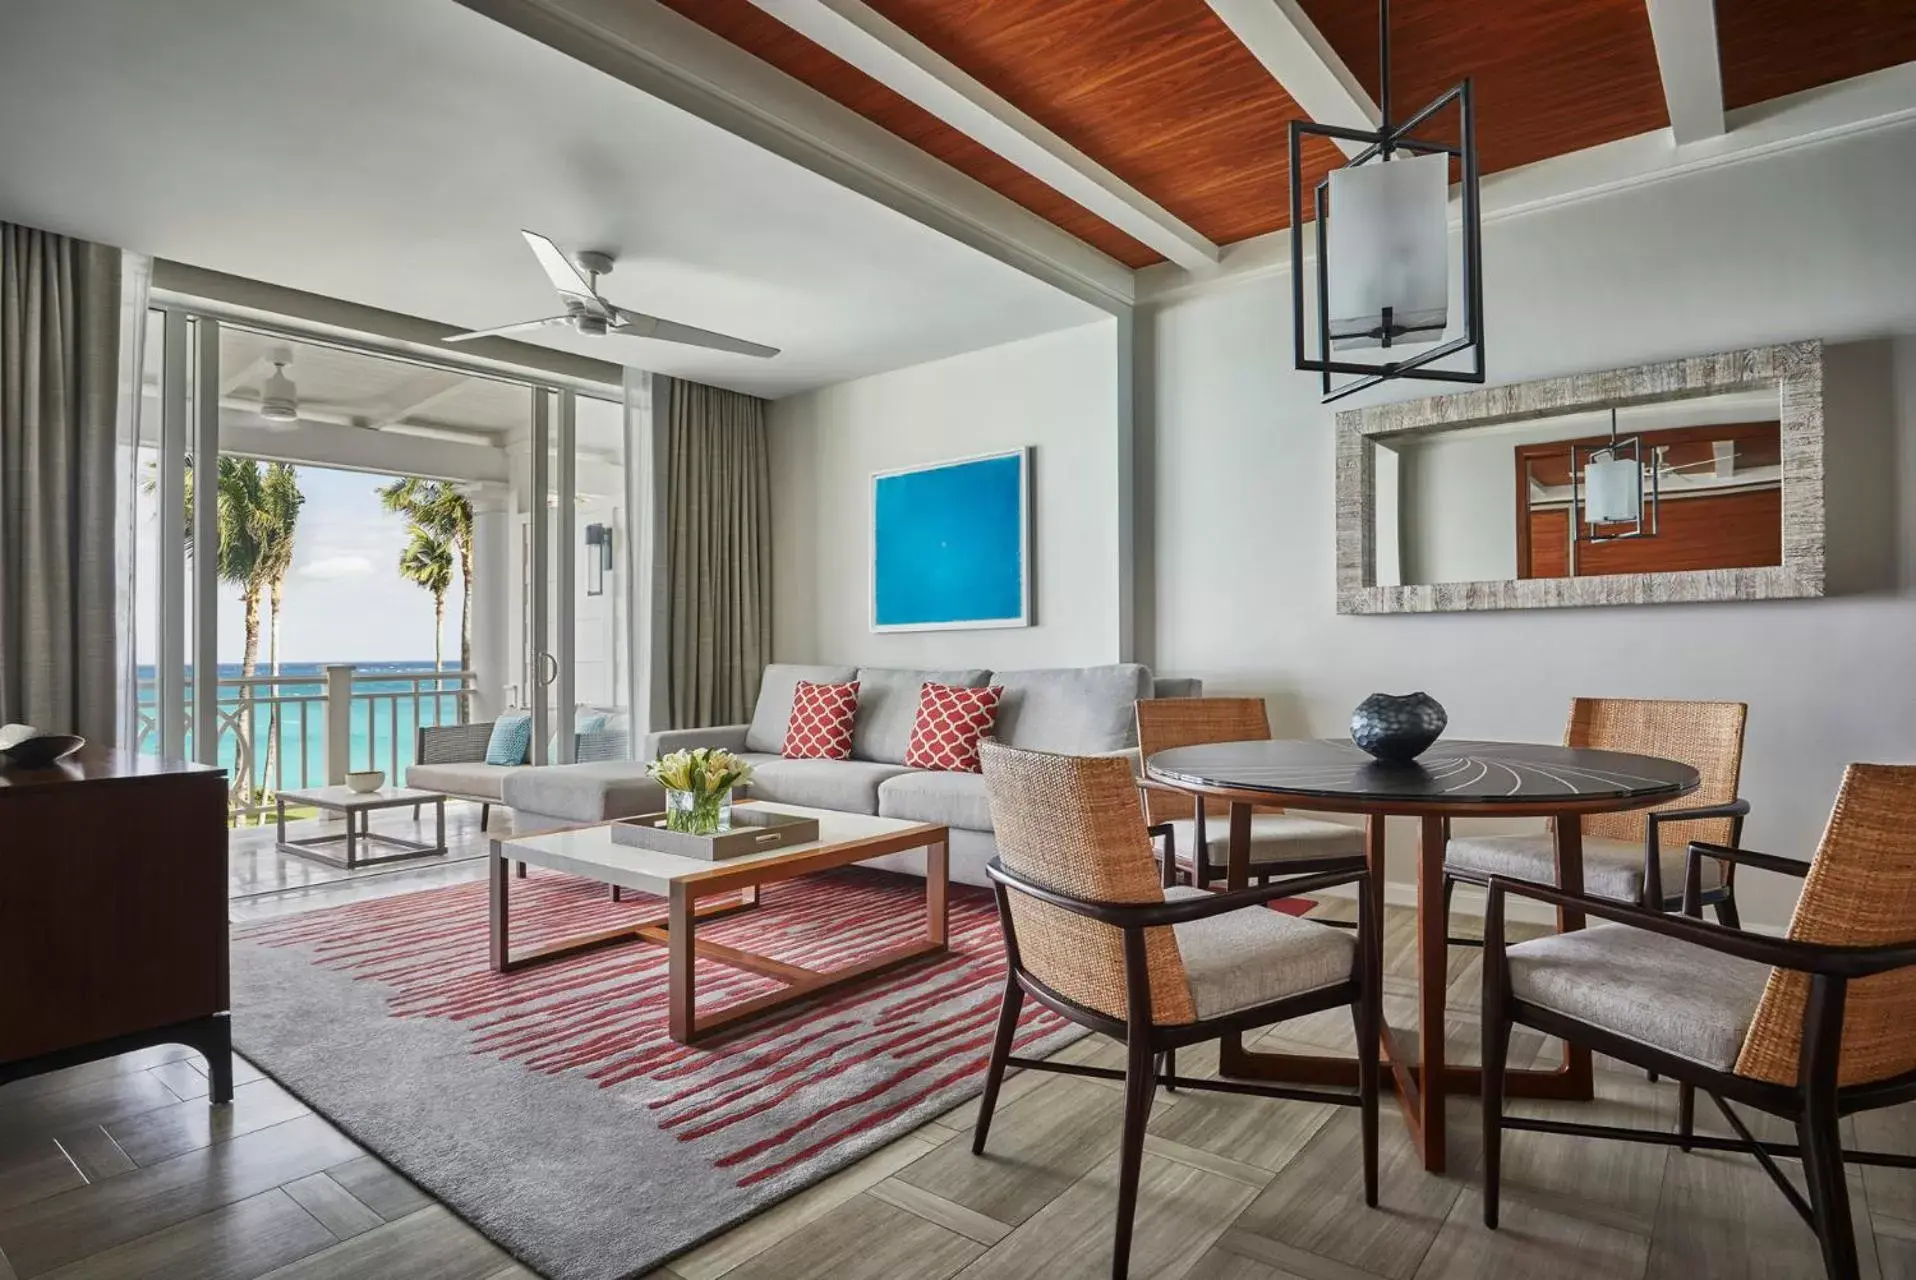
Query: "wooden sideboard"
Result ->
[[0, 749, 231, 1100]]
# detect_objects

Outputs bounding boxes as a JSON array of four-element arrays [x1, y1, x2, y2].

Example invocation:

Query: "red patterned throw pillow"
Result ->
[[905, 683, 1006, 773], [783, 680, 860, 760]]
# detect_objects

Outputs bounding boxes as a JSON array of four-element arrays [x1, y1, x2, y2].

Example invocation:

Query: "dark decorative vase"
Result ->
[[1349, 692, 1447, 764]]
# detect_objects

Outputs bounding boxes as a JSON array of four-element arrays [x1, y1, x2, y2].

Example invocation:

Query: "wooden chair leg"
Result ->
[[1714, 895, 1741, 931], [1798, 1102, 1859, 1279], [479, 802, 490, 831], [1482, 938, 1511, 1229], [1678, 1083, 1695, 1151], [972, 976, 1024, 1155], [610, 886, 622, 903], [516, 861, 526, 879], [1159, 1048, 1177, 1092], [1112, 1031, 1157, 1280], [1353, 995, 1379, 1207]]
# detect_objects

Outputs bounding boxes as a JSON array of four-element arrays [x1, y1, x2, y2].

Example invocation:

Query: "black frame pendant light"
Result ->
[[1290, 0, 1486, 403]]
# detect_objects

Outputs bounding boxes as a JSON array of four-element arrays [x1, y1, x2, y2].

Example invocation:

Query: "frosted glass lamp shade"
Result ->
[[1327, 152, 1451, 351], [1584, 455, 1643, 525]]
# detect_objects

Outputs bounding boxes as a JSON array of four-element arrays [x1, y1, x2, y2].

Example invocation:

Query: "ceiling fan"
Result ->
[[444, 230, 779, 359]]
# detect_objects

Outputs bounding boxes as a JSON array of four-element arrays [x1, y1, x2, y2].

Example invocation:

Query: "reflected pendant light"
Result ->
[[1575, 409, 1658, 543], [1290, 0, 1486, 403]]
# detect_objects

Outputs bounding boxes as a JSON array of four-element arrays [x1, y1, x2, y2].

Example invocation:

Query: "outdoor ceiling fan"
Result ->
[[444, 230, 779, 359]]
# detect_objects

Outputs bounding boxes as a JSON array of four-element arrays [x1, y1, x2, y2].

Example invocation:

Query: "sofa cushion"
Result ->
[[406, 761, 518, 802], [484, 714, 533, 766], [738, 754, 911, 815], [905, 683, 1004, 773], [783, 680, 860, 760], [500, 762, 665, 823], [851, 667, 991, 764], [991, 664, 1151, 754], [878, 770, 994, 832], [744, 664, 858, 754], [1163, 886, 1355, 1018]]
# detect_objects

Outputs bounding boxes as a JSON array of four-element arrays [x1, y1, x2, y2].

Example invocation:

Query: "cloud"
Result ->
[[300, 554, 376, 581]]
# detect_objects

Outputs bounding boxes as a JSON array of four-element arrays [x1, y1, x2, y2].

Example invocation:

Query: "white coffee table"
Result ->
[[494, 803, 949, 1045], [276, 785, 448, 870]]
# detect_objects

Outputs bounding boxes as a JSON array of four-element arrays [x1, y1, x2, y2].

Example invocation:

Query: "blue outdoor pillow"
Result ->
[[485, 714, 534, 765], [547, 711, 610, 761]]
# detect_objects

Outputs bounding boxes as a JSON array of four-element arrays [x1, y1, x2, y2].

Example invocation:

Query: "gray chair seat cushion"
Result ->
[[1506, 922, 1771, 1069], [877, 770, 993, 832], [1163, 886, 1355, 1018], [1445, 832, 1724, 903], [739, 754, 911, 815], [991, 664, 1150, 755], [1168, 813, 1365, 869], [500, 763, 665, 823], [743, 664, 859, 755], [851, 668, 992, 765], [404, 762, 518, 802]]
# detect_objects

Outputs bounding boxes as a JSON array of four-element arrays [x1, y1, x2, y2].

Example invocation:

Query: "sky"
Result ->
[[135, 458, 468, 667]]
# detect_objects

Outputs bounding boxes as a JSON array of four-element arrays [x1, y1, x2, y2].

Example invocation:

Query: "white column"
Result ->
[[467, 482, 514, 723], [323, 664, 354, 784]]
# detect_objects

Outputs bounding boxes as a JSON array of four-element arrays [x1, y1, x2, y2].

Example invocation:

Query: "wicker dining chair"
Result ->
[[975, 740, 1380, 1280], [1136, 697, 1368, 891], [1481, 764, 1916, 1280], [1444, 697, 1752, 930]]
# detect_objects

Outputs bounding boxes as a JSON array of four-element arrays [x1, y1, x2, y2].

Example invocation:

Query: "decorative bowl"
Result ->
[[345, 770, 385, 794], [0, 731, 86, 769], [1350, 692, 1447, 764]]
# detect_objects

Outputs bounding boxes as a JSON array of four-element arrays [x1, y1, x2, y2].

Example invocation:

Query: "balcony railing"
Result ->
[[136, 665, 478, 821]]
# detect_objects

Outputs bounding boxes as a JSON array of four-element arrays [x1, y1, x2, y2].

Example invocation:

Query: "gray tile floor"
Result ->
[[0, 804, 1905, 1279]]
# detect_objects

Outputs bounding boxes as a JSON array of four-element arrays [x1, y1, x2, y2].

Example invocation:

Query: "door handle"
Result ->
[[536, 651, 559, 686]]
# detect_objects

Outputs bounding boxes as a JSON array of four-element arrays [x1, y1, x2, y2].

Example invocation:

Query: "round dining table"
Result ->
[[1144, 737, 1700, 1173]]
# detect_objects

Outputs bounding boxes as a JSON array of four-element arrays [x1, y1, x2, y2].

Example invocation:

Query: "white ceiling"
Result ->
[[0, 0, 1104, 398]]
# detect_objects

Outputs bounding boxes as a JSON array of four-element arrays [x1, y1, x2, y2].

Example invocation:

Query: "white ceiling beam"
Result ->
[[743, 0, 1218, 269], [1203, 0, 1376, 156], [1645, 0, 1726, 144], [363, 368, 471, 429], [455, 0, 1134, 311]]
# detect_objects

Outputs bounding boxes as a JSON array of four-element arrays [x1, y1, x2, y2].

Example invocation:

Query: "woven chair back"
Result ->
[[1566, 698, 1747, 849], [1135, 697, 1273, 826], [1736, 764, 1916, 1087], [979, 741, 1197, 1026]]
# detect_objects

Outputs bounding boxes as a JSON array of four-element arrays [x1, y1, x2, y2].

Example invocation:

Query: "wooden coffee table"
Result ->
[[276, 785, 448, 870], [491, 803, 949, 1044]]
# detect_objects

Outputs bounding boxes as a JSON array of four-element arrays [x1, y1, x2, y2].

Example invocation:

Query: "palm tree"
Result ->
[[378, 479, 474, 719], [252, 463, 304, 801], [397, 528, 455, 673]]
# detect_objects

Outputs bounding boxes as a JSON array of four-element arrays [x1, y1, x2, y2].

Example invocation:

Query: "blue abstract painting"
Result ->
[[872, 449, 1030, 631]]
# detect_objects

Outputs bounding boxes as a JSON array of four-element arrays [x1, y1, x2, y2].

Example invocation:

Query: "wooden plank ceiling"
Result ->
[[665, 0, 1916, 269]]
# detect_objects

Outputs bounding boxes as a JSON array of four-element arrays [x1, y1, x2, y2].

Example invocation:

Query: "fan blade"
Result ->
[[521, 230, 597, 304], [610, 308, 779, 358], [442, 316, 571, 344]]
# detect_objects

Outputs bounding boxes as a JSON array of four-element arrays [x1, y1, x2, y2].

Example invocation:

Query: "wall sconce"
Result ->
[[583, 522, 612, 596]]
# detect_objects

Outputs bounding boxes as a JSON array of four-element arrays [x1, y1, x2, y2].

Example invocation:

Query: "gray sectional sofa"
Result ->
[[500, 662, 1198, 887]]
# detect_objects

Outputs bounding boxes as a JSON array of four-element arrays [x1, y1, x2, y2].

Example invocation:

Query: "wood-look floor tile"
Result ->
[[149, 1060, 212, 1103], [1878, 1231, 1916, 1280], [1146, 1081, 1336, 1173], [671, 1132, 939, 1280], [1413, 1187, 1648, 1280], [1496, 1073, 1670, 1234], [38, 1186, 335, 1280], [322, 1154, 431, 1223], [183, 1054, 267, 1089], [281, 1172, 384, 1240], [1212, 1228, 1391, 1280], [953, 1149, 1259, 1280], [866, 1177, 1012, 1246], [106, 1078, 310, 1168], [1142, 1134, 1275, 1189], [721, 1192, 982, 1280], [1234, 1107, 1469, 1280], [896, 1076, 1134, 1227], [1647, 1147, 1879, 1280], [1184, 1244, 1315, 1280], [0, 1048, 192, 1107], [252, 1205, 514, 1280], [0, 1112, 358, 1276], [51, 1125, 135, 1183], [0, 1143, 83, 1214], [0, 1071, 181, 1147]]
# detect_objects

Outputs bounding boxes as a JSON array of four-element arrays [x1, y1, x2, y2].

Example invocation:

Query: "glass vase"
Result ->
[[665, 787, 731, 836]]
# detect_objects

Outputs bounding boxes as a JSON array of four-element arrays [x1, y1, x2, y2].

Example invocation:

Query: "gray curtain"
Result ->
[[660, 376, 772, 729], [0, 224, 123, 741]]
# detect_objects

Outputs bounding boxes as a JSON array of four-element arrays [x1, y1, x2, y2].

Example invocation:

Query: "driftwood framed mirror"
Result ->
[[1335, 341, 1825, 614]]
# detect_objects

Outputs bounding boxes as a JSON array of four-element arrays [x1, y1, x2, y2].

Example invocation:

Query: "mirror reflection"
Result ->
[[1373, 390, 1783, 587]]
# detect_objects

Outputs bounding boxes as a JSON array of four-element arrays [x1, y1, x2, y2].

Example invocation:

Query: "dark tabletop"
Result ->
[[1145, 738, 1700, 809]]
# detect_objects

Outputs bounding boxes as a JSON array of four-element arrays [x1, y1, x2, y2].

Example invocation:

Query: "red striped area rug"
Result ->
[[229, 867, 1084, 1280]]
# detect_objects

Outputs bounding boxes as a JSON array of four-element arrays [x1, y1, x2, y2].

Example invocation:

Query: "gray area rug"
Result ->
[[231, 867, 1083, 1280]]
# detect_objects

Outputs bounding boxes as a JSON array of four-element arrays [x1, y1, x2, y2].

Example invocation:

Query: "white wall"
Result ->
[[769, 321, 1123, 671], [1140, 120, 1916, 928]]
